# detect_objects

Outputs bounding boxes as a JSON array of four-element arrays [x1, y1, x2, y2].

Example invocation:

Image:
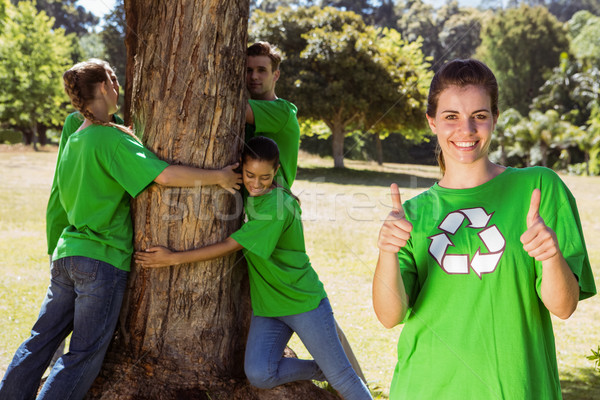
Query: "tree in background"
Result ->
[[490, 108, 523, 166], [437, 4, 483, 64], [361, 28, 432, 165], [0, 1, 72, 148], [547, 0, 600, 22], [101, 0, 126, 87], [250, 6, 431, 168], [0, 0, 7, 26], [393, 1, 483, 70], [10, 0, 98, 36], [532, 53, 599, 127], [569, 10, 600, 67], [394, 0, 440, 67], [524, 109, 572, 167], [476, 5, 568, 115], [582, 104, 600, 175]]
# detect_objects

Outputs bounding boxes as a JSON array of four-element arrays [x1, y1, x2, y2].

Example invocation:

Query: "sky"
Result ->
[[77, 0, 116, 18], [77, 0, 491, 19]]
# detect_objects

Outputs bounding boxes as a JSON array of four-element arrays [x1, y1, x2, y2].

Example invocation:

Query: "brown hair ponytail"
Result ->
[[63, 60, 139, 141]]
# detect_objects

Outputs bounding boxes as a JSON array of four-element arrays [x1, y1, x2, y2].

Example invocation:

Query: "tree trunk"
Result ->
[[331, 120, 345, 169], [373, 133, 383, 166], [37, 122, 48, 146], [86, 2, 340, 399], [541, 143, 548, 167], [21, 127, 33, 146], [31, 123, 38, 151]]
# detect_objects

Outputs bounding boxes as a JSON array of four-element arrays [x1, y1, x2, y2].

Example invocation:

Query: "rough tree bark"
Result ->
[[86, 1, 340, 399]]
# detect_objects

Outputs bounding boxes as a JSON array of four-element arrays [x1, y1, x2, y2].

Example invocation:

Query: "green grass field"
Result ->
[[1, 148, 598, 399]]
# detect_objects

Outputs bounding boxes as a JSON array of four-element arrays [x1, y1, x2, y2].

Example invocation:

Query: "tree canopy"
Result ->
[[10, 0, 98, 36], [250, 6, 431, 167], [0, 1, 72, 145], [477, 5, 568, 115]]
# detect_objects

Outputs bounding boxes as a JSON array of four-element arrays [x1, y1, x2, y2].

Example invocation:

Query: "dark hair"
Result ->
[[242, 136, 280, 169], [242, 136, 300, 204], [247, 41, 282, 71], [63, 59, 137, 140], [426, 59, 498, 174]]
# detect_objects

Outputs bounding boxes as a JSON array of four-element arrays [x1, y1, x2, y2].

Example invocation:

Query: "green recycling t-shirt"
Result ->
[[390, 166, 596, 400], [230, 187, 326, 317], [52, 124, 168, 271], [246, 98, 300, 189], [46, 112, 124, 255]]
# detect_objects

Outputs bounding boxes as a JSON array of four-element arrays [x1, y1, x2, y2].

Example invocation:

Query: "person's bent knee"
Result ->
[[244, 363, 277, 389]]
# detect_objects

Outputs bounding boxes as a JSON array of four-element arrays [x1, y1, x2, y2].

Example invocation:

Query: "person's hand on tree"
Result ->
[[135, 246, 178, 268], [219, 162, 242, 194], [377, 183, 413, 254]]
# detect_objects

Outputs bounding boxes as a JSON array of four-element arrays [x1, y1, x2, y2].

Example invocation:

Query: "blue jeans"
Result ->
[[244, 297, 372, 400], [0, 256, 128, 400]]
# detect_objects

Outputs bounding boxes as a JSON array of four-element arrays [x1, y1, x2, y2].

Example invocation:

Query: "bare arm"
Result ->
[[373, 184, 412, 328], [246, 102, 255, 125], [135, 237, 244, 268], [521, 189, 579, 319], [373, 251, 409, 328], [154, 163, 241, 194]]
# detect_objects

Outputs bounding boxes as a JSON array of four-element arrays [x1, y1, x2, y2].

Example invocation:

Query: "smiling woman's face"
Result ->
[[242, 158, 278, 197], [426, 84, 498, 170]]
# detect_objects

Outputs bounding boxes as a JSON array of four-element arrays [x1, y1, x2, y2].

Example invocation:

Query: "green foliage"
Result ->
[[489, 108, 588, 170], [581, 104, 600, 175], [0, 128, 21, 144], [393, 1, 484, 70], [547, 0, 600, 22], [0, 1, 73, 140], [532, 53, 600, 126], [394, 0, 440, 66], [10, 0, 98, 36], [79, 32, 106, 60], [437, 5, 483, 64], [489, 108, 523, 165], [569, 11, 600, 66], [100, 0, 126, 86], [250, 6, 431, 167], [588, 346, 600, 372], [0, 0, 7, 23], [477, 5, 568, 115]]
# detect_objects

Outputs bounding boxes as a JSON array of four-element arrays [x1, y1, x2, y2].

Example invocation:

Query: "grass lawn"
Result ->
[[0, 148, 598, 399]]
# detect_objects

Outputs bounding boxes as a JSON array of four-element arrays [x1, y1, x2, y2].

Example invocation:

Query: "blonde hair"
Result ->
[[63, 59, 138, 141]]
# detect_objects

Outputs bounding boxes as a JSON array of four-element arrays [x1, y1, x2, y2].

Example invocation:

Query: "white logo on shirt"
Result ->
[[428, 207, 506, 278]]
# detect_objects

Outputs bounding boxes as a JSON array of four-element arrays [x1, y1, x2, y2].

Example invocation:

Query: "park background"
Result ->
[[0, 0, 599, 398]]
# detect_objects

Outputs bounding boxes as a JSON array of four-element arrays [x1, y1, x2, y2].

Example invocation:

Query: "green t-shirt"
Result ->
[[52, 124, 168, 271], [246, 98, 300, 189], [230, 187, 326, 317], [390, 167, 596, 400], [46, 112, 124, 254]]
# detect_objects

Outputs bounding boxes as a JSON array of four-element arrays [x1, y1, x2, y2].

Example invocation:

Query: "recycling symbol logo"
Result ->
[[428, 207, 506, 278]]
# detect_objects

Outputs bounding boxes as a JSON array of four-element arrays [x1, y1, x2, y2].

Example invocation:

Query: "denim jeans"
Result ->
[[244, 297, 372, 400], [0, 256, 128, 400]]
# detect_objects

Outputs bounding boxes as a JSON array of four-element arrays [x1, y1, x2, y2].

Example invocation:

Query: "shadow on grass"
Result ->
[[561, 367, 600, 400], [297, 166, 438, 188]]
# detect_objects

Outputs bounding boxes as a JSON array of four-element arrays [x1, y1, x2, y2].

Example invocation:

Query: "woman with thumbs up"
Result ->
[[373, 59, 596, 400]]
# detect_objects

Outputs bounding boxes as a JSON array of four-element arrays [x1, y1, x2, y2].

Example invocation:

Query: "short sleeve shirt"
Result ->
[[389, 167, 596, 399], [246, 99, 300, 189], [52, 124, 168, 271], [230, 187, 326, 317], [46, 112, 124, 254]]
